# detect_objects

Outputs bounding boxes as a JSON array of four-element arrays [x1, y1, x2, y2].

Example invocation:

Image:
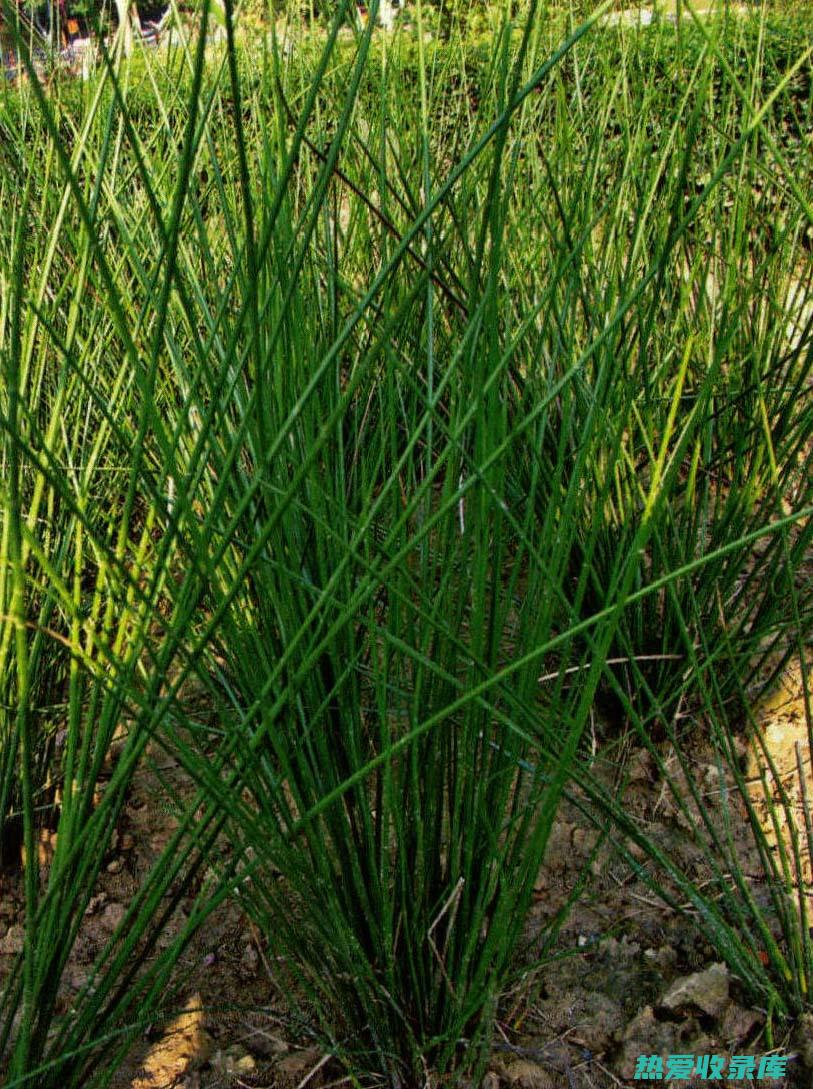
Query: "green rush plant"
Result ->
[[146, 6, 811, 1089], [514, 3, 813, 1029], [123, 5, 652, 1085], [0, 0, 812, 1086], [0, 1, 619, 1083], [0, 8, 258, 1086], [509, 4, 813, 733]]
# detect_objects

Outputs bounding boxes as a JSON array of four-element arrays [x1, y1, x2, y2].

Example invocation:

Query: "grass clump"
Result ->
[[0, 0, 811, 1086]]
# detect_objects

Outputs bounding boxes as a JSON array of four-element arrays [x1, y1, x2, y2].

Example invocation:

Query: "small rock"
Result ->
[[0, 925, 24, 955], [659, 962, 730, 1019], [131, 994, 212, 1089], [212, 1047, 257, 1076], [106, 858, 124, 875], [85, 893, 107, 915], [619, 1007, 681, 1080]]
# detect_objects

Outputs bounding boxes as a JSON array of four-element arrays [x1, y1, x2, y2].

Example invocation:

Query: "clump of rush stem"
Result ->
[[0, 0, 811, 1086]]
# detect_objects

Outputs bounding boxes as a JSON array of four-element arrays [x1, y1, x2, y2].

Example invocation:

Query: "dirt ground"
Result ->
[[1, 662, 812, 1089]]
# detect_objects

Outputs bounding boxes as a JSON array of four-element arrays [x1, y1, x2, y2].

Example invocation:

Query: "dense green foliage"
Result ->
[[0, 2, 811, 1086]]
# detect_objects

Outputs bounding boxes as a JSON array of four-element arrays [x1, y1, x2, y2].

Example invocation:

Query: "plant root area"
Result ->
[[1, 666, 812, 1089]]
